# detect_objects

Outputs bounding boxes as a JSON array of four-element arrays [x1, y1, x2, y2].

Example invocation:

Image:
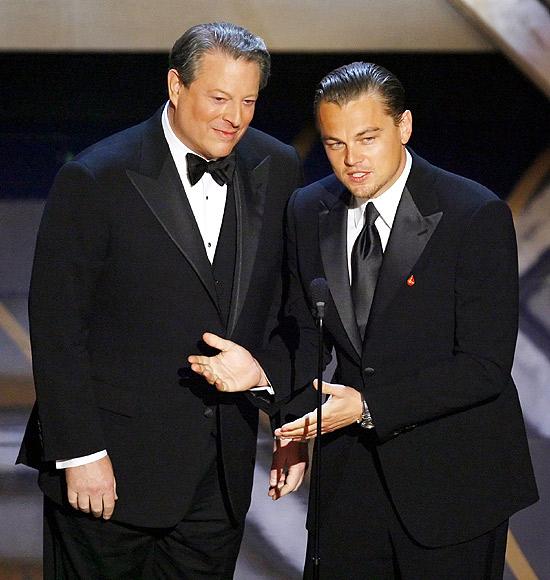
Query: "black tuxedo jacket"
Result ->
[[267, 151, 538, 547], [18, 108, 302, 528]]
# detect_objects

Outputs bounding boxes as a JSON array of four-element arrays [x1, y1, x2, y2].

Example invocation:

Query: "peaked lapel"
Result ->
[[227, 152, 270, 337], [126, 110, 222, 320], [367, 156, 443, 334], [318, 180, 363, 358]]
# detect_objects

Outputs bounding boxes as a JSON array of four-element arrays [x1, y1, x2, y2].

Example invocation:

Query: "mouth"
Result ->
[[213, 128, 239, 140], [346, 170, 372, 183]]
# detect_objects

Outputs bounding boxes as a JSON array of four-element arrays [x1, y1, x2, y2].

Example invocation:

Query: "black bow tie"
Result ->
[[186, 152, 236, 187]]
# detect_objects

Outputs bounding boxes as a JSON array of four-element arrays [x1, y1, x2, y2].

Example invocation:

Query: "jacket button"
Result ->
[[363, 367, 375, 376], [203, 407, 214, 418]]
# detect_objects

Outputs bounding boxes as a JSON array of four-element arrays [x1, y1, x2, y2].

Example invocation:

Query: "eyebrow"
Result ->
[[323, 127, 382, 141], [356, 127, 381, 137], [208, 89, 258, 99]]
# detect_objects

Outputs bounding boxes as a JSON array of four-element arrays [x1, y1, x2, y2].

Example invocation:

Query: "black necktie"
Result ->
[[186, 152, 236, 187], [351, 202, 383, 339]]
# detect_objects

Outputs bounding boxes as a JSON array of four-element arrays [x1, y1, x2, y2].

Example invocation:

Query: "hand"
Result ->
[[274, 380, 363, 440], [269, 437, 309, 500], [65, 455, 117, 519], [188, 332, 267, 393]]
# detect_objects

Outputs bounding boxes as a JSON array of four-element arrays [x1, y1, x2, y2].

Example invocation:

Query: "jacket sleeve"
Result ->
[[29, 161, 110, 462], [366, 199, 520, 440], [260, 190, 331, 417]]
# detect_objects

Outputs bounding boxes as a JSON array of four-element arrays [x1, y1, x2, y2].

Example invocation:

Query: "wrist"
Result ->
[[356, 393, 375, 430], [253, 358, 268, 387]]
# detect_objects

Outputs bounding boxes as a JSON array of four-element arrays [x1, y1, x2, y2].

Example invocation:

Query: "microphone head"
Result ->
[[310, 278, 329, 318]]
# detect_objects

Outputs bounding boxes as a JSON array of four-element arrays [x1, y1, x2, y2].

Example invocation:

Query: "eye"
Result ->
[[362, 136, 375, 144], [212, 96, 227, 103], [243, 99, 257, 106], [326, 141, 344, 150]]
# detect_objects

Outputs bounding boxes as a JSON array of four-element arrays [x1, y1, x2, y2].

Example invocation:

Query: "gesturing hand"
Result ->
[[188, 332, 267, 392], [65, 455, 117, 520], [274, 380, 363, 440], [269, 438, 309, 500]]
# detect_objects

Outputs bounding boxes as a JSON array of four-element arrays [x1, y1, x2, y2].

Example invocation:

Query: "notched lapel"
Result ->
[[369, 186, 442, 323], [319, 189, 362, 358], [127, 157, 220, 312], [227, 155, 270, 337]]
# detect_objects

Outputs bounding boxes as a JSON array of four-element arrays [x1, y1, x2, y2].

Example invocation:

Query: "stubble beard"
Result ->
[[348, 178, 386, 201]]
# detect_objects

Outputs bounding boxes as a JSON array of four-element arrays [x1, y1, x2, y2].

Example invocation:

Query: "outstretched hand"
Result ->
[[188, 332, 267, 392], [274, 380, 363, 440]]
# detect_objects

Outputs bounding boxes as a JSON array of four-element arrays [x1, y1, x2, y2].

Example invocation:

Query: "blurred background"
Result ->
[[1, 1, 548, 578]]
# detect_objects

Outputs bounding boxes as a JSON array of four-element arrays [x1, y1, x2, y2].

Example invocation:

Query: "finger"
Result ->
[[313, 379, 341, 396], [202, 332, 234, 352], [77, 493, 91, 513], [90, 494, 104, 518], [188, 355, 210, 366], [215, 379, 227, 392], [280, 466, 304, 496], [277, 413, 316, 435], [102, 492, 116, 520], [67, 489, 78, 510]]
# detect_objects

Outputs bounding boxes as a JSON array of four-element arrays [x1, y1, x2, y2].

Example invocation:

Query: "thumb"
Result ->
[[202, 332, 233, 352], [312, 379, 341, 396]]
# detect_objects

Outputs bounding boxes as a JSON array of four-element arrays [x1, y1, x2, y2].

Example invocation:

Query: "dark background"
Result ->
[[1, 52, 548, 199]]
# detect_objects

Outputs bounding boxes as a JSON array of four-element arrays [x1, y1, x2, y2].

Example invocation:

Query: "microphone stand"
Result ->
[[312, 298, 325, 580]]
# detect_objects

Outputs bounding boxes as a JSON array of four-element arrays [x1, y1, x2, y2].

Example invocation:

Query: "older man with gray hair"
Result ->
[[18, 22, 307, 578]]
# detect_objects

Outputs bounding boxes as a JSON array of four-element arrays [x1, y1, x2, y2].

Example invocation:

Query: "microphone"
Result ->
[[310, 277, 329, 320], [309, 277, 329, 579]]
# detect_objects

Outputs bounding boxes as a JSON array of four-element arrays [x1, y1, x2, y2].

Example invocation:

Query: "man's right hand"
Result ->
[[65, 454, 117, 519], [188, 332, 267, 392]]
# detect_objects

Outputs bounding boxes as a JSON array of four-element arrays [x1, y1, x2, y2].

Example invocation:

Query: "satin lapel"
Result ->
[[227, 155, 269, 337], [368, 186, 442, 324], [127, 157, 220, 315], [319, 190, 363, 358]]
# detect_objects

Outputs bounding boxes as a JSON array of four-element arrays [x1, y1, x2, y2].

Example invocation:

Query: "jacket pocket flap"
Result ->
[[93, 380, 137, 417]]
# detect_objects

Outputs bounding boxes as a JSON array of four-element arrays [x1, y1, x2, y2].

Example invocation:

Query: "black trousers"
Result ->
[[304, 437, 508, 580], [43, 451, 244, 580]]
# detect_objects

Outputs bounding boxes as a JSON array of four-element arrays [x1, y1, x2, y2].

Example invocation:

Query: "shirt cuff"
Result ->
[[251, 384, 275, 396], [56, 449, 108, 469]]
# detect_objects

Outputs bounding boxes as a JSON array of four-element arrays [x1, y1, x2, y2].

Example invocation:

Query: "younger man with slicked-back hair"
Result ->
[[189, 62, 538, 579]]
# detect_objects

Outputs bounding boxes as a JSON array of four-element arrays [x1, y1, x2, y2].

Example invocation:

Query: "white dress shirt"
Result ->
[[346, 150, 412, 281], [161, 102, 227, 263]]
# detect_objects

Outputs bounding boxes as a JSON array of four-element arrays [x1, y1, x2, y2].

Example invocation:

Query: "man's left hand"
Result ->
[[274, 380, 363, 440], [269, 438, 309, 500]]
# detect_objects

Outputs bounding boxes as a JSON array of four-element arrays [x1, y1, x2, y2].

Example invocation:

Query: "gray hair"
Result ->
[[314, 62, 406, 124], [169, 22, 271, 89]]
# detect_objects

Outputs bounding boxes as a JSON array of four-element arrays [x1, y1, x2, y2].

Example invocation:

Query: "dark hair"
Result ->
[[314, 62, 406, 124], [169, 22, 270, 90]]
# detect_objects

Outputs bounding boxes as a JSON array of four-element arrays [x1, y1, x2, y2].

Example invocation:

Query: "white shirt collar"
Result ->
[[352, 149, 412, 229]]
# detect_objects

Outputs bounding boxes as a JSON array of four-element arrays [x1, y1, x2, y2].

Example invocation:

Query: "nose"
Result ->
[[223, 102, 242, 128], [344, 144, 362, 167]]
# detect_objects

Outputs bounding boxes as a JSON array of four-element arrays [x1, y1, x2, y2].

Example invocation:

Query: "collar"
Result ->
[[352, 149, 412, 228]]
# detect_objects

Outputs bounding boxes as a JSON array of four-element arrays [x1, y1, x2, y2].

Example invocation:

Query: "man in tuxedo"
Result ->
[[189, 62, 538, 578], [18, 22, 307, 578]]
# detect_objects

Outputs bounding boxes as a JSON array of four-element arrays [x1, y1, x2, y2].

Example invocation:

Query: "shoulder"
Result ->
[[68, 110, 162, 177], [410, 152, 502, 217], [290, 173, 345, 211], [238, 126, 298, 162]]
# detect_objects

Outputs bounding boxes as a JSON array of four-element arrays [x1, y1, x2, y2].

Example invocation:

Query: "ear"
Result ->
[[167, 69, 183, 106], [399, 110, 412, 145]]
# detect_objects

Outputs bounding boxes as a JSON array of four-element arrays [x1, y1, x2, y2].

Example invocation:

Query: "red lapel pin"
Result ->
[[406, 274, 415, 287]]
